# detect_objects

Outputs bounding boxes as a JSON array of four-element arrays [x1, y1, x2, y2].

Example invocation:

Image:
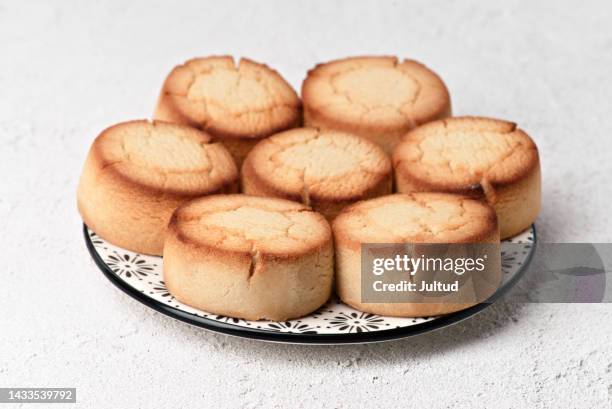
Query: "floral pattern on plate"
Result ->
[[87, 227, 534, 335]]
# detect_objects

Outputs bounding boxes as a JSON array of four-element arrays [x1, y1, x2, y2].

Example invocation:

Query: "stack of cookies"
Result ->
[[78, 55, 541, 321]]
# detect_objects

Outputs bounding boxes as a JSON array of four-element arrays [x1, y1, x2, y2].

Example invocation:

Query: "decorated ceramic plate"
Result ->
[[84, 224, 535, 344]]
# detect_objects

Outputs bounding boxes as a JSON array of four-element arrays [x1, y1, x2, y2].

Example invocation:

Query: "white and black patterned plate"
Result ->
[[84, 224, 535, 344]]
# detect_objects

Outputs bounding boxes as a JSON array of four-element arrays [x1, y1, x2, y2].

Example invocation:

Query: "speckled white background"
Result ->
[[1, 1, 612, 408]]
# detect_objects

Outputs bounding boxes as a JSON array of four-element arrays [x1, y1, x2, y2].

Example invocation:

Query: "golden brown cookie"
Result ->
[[302, 56, 451, 154], [77, 120, 238, 255], [393, 116, 541, 239], [241, 127, 392, 220], [332, 193, 501, 317], [155, 56, 301, 165], [163, 194, 334, 321]]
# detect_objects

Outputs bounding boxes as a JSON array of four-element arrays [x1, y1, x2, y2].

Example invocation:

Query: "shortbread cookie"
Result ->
[[332, 193, 501, 317], [77, 120, 238, 255], [155, 56, 301, 165], [302, 56, 451, 154], [241, 128, 392, 220], [163, 195, 334, 321], [393, 116, 541, 239]]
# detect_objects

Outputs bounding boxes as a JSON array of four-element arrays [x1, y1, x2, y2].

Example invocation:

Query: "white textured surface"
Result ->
[[1, 1, 612, 407]]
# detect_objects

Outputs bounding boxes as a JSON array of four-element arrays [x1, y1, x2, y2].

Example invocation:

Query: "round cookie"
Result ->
[[77, 120, 238, 255], [302, 56, 451, 154], [332, 193, 501, 317], [393, 116, 541, 239], [154, 56, 301, 165], [163, 194, 334, 321], [241, 128, 392, 220]]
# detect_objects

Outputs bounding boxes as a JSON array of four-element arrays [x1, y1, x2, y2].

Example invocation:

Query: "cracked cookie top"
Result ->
[[393, 117, 539, 194], [243, 128, 391, 203], [333, 193, 498, 245], [90, 120, 238, 195], [302, 56, 450, 134], [156, 56, 301, 139], [170, 194, 332, 256]]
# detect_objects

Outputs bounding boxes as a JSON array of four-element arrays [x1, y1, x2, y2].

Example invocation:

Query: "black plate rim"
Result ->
[[84, 224, 535, 345]]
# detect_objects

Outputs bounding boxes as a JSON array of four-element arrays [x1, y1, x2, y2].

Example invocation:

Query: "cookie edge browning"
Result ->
[[393, 116, 541, 238], [162, 194, 335, 321], [301, 56, 452, 154], [77, 120, 239, 255], [154, 56, 303, 165], [241, 128, 393, 220], [333, 193, 501, 252], [331, 193, 501, 317]]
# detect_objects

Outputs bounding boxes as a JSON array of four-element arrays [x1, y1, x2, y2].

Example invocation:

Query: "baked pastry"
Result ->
[[332, 193, 501, 317], [77, 120, 238, 255], [163, 194, 334, 321], [154, 56, 301, 165], [393, 116, 541, 239], [241, 127, 392, 220], [302, 56, 451, 154]]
